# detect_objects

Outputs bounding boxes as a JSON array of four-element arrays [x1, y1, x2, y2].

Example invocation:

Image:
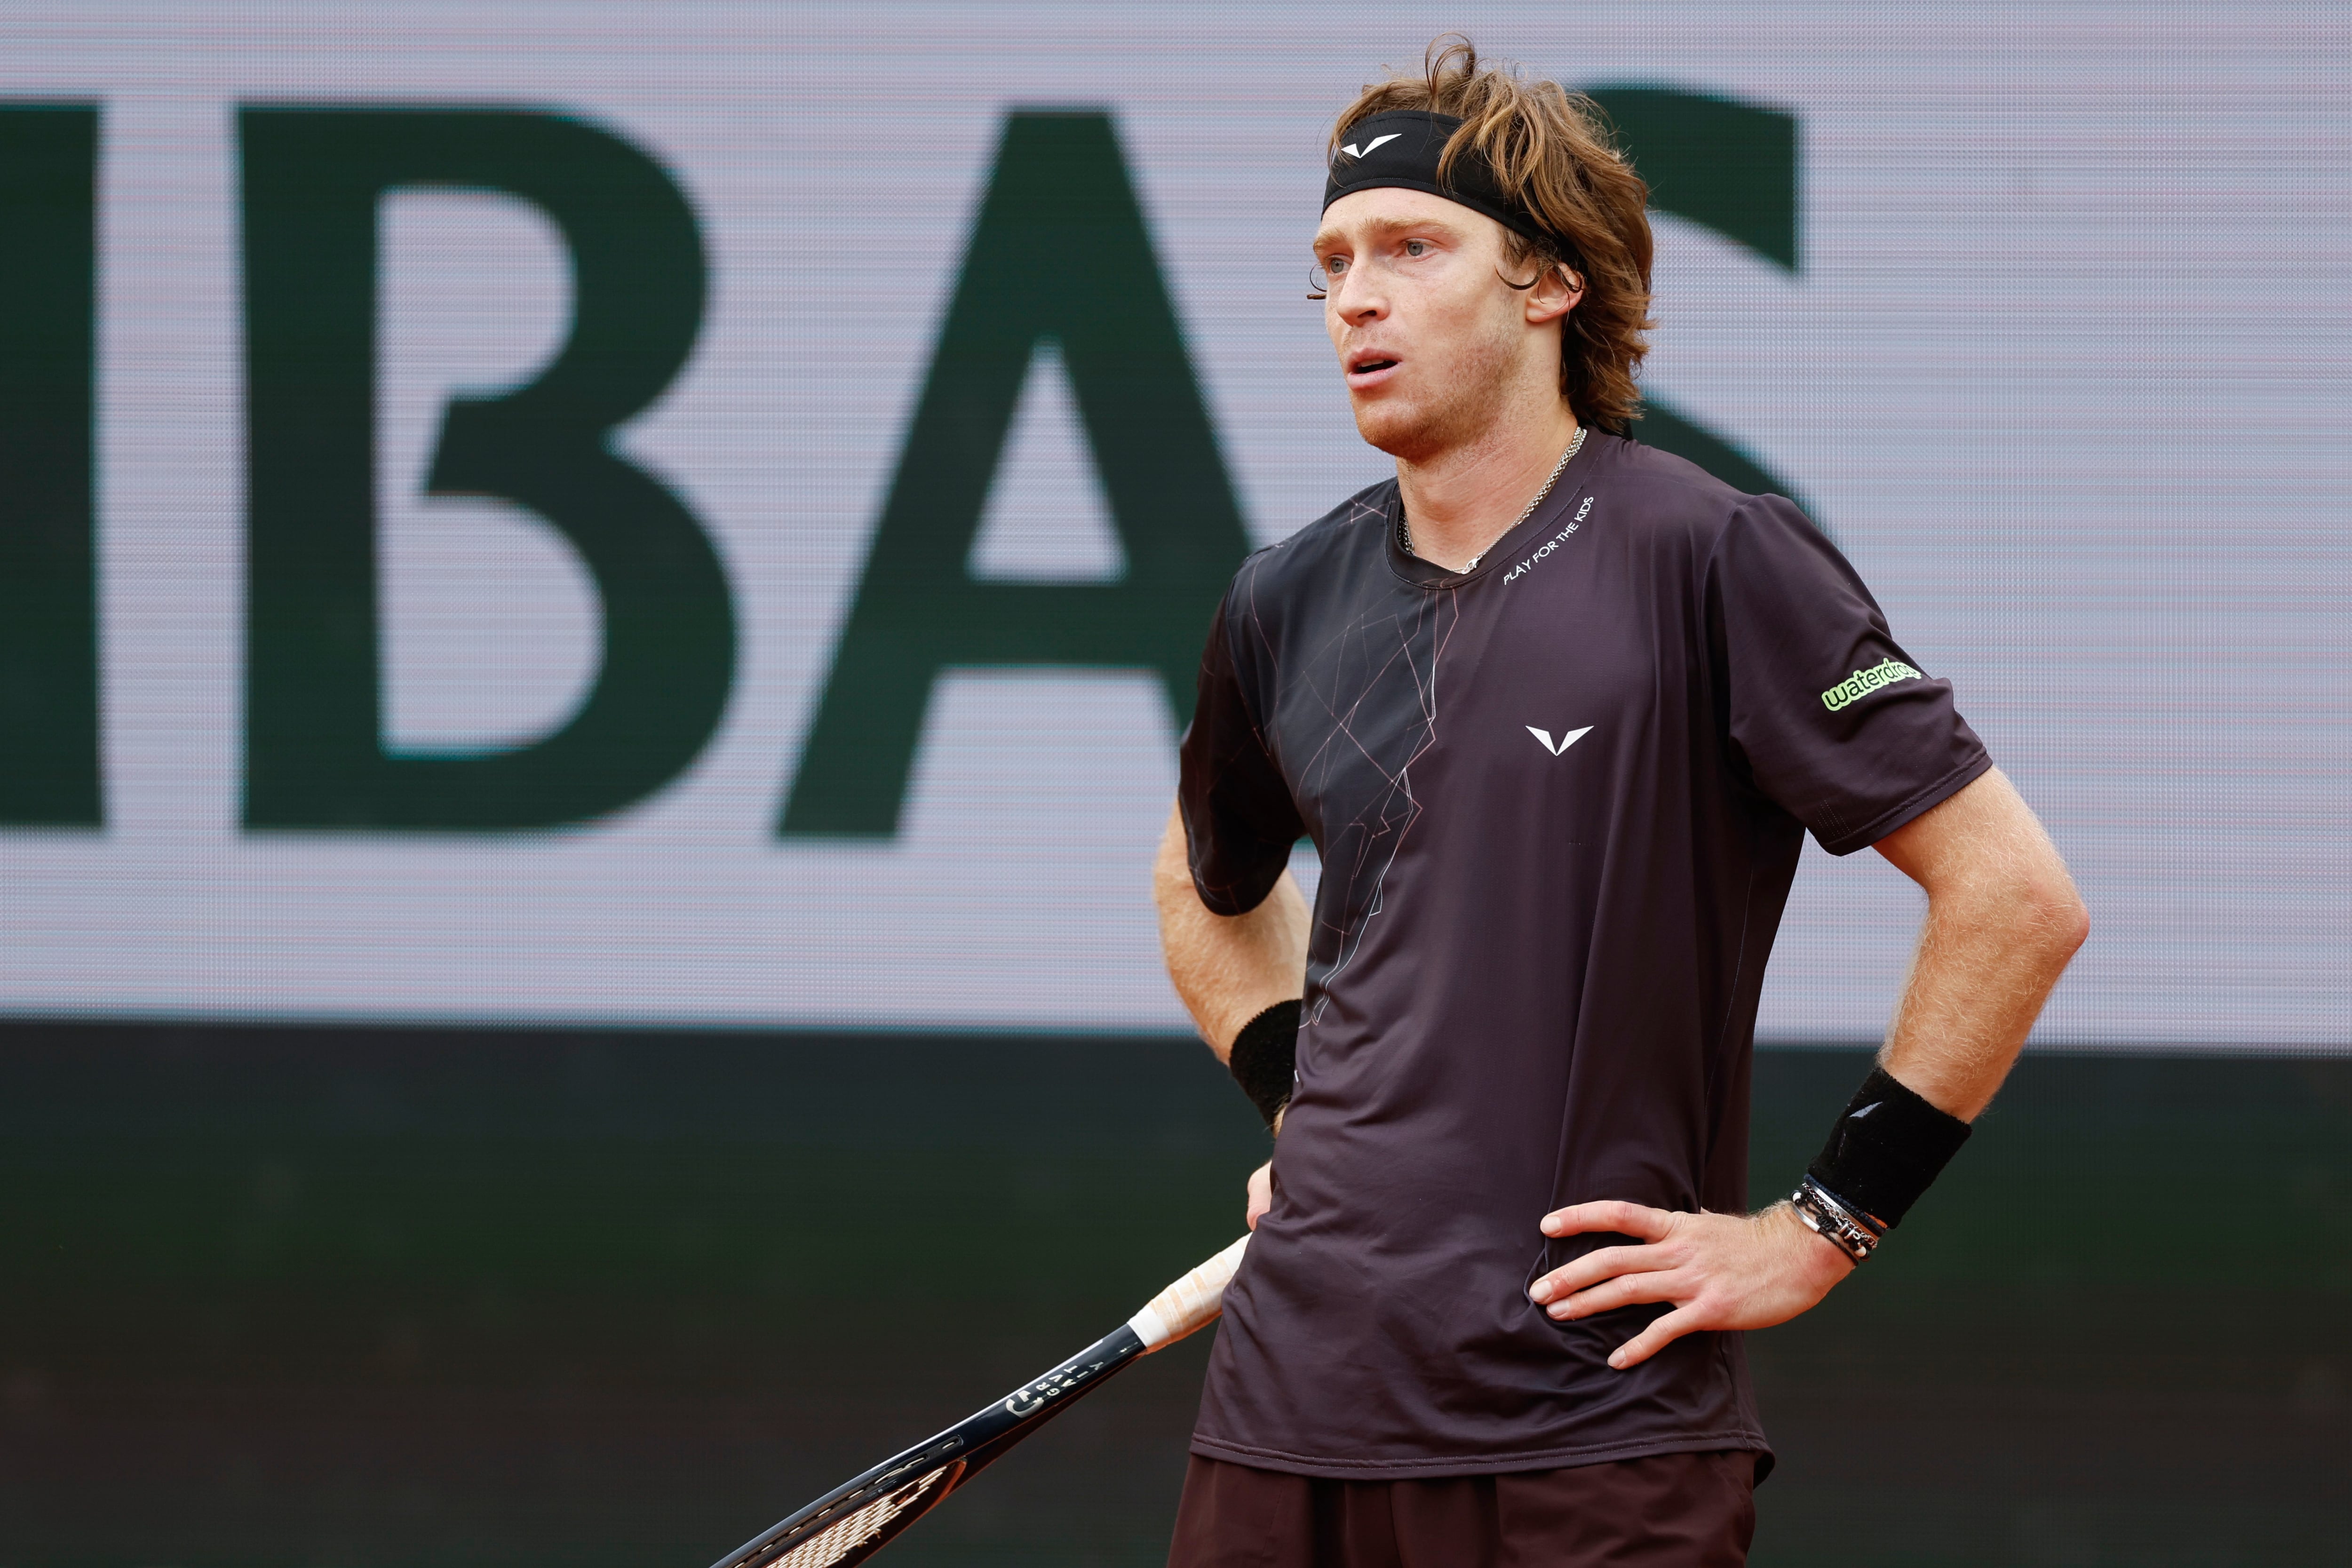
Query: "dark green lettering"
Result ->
[[1634, 402, 1792, 503], [0, 105, 101, 827], [1587, 86, 1799, 271], [779, 111, 1251, 839], [1585, 86, 1819, 526], [240, 108, 734, 830]]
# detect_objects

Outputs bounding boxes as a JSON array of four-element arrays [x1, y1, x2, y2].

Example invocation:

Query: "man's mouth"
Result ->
[[1346, 352, 1401, 386]]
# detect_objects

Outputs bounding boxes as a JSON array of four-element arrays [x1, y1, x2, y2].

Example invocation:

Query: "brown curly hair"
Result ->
[[1331, 36, 1655, 432]]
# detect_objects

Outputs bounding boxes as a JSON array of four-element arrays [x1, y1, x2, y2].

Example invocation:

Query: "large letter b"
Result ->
[[240, 109, 734, 830]]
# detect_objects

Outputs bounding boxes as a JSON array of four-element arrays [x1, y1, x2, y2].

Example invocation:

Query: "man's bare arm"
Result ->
[[1528, 768, 2089, 1367], [1869, 767, 2090, 1119], [1153, 802, 1310, 1063], [1155, 803, 1308, 1231]]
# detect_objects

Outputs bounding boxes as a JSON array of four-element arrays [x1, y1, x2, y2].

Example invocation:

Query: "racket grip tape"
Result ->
[[1125, 1234, 1249, 1352]]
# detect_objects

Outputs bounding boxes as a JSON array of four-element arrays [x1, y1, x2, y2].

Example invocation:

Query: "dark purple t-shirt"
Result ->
[[1178, 432, 1988, 1480]]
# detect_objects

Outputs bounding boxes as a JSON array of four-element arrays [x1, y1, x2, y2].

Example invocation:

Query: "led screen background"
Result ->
[[0, 1, 2344, 1044]]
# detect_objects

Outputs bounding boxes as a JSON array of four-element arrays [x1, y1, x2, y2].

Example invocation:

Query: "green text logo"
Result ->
[[1821, 659, 1923, 711]]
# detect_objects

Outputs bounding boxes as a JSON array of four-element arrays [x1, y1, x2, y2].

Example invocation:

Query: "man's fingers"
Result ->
[[1539, 1200, 1676, 1242], [1526, 1243, 1672, 1304], [1607, 1306, 1703, 1369], [1546, 1270, 1682, 1320]]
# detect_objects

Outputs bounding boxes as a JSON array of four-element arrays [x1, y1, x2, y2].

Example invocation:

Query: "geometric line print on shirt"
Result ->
[[1254, 493, 1458, 1026]]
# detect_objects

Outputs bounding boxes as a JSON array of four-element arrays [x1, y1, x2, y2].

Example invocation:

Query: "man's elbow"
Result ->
[[2018, 867, 2090, 963], [2053, 884, 2091, 960], [1152, 843, 1197, 908], [1155, 850, 1228, 943]]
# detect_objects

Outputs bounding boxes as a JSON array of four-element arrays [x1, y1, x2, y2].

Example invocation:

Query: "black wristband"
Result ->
[[1227, 1000, 1300, 1130], [1805, 1065, 1972, 1228]]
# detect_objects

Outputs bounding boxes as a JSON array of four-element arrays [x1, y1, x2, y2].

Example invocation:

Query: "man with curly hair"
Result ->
[[1152, 38, 2088, 1566]]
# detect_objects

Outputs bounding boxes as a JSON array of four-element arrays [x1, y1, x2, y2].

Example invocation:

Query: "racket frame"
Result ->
[[706, 1322, 1147, 1568]]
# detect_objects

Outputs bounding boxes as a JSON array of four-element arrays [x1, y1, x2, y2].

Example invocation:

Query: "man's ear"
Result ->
[[1524, 263, 1582, 326]]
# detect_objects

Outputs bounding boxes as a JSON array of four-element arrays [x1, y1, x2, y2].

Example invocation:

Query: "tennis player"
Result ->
[[1152, 40, 2088, 1566]]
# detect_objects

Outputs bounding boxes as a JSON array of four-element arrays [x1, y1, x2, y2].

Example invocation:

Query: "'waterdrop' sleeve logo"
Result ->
[[1820, 658, 1924, 712]]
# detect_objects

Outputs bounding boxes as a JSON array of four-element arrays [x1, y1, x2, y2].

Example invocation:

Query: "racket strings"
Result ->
[[762, 1465, 958, 1568]]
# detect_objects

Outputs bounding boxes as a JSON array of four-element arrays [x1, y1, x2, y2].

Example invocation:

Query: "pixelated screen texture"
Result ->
[[0, 2, 2343, 1044]]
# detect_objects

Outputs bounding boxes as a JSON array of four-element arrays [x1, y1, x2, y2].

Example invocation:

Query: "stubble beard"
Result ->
[[1350, 320, 1524, 469]]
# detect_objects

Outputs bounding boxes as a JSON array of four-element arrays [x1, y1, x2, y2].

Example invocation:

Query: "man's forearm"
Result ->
[[1153, 803, 1310, 1059], [1873, 769, 2090, 1120], [1532, 772, 2088, 1359]]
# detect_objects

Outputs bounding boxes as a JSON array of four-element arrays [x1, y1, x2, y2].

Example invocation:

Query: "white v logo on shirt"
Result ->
[[1526, 724, 1592, 756]]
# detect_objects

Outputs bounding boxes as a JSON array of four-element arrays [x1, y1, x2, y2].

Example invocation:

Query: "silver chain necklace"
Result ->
[[1398, 424, 1587, 573]]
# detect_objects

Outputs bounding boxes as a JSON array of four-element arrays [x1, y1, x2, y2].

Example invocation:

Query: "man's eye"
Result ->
[[1404, 239, 1428, 257], [1324, 255, 1349, 275]]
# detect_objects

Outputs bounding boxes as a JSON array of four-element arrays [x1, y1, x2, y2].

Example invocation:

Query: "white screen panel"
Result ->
[[0, 1, 2341, 1044]]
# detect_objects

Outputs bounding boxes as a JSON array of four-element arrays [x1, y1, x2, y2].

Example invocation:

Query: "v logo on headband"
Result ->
[[1322, 109, 1552, 249]]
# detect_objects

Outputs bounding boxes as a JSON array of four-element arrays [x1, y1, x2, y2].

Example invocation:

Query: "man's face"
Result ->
[[1314, 187, 1553, 462]]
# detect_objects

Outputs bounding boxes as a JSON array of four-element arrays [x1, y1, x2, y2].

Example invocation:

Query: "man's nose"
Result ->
[[1326, 264, 1384, 321], [1337, 279, 1384, 321]]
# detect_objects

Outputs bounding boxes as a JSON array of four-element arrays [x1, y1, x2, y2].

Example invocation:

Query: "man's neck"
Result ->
[[1395, 400, 1581, 572]]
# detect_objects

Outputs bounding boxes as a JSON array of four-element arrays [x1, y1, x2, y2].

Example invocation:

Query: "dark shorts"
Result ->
[[1166, 1450, 1759, 1568]]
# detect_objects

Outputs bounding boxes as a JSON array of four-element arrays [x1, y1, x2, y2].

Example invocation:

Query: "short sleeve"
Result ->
[[1177, 590, 1304, 914], [1708, 497, 1990, 855]]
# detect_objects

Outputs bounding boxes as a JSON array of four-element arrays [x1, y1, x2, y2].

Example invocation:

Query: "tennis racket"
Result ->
[[708, 1234, 1249, 1568]]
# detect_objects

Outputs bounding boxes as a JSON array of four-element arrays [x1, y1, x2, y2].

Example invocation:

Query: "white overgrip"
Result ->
[[1125, 1234, 1249, 1353]]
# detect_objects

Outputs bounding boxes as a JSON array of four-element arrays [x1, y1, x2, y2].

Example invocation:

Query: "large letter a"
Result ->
[[779, 111, 1252, 839]]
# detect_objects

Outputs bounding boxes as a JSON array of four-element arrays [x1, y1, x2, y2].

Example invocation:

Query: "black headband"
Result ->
[[1323, 109, 1559, 252]]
